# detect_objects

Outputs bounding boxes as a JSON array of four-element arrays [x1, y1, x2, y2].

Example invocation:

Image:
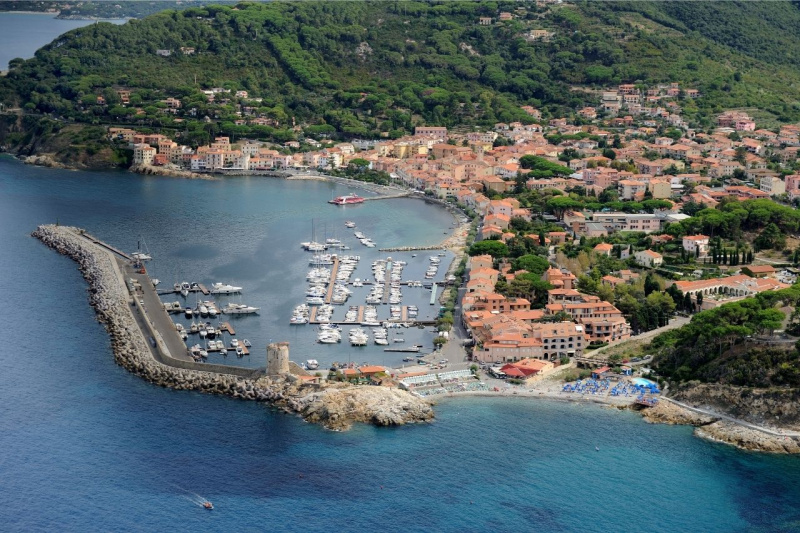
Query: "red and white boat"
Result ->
[[329, 193, 365, 205]]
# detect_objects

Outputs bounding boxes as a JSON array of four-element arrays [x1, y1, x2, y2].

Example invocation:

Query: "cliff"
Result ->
[[32, 224, 433, 431], [668, 383, 800, 431]]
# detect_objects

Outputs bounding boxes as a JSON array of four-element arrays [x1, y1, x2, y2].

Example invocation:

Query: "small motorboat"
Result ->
[[203, 501, 213, 510], [243, 339, 252, 348]]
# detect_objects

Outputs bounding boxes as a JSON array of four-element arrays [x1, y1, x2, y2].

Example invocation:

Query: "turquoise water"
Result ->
[[0, 13, 126, 69], [2, 157, 800, 531]]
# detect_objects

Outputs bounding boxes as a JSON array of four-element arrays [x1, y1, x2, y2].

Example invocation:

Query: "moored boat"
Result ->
[[329, 193, 365, 205]]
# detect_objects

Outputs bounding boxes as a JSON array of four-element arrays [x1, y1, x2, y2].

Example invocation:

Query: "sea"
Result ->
[[1, 14, 800, 533], [0, 13, 126, 70]]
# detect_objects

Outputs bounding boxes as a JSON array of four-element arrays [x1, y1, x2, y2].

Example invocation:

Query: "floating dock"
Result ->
[[429, 283, 438, 305], [157, 284, 209, 296]]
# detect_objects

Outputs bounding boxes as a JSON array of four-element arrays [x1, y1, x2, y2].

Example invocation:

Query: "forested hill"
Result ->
[[4, 1, 800, 145]]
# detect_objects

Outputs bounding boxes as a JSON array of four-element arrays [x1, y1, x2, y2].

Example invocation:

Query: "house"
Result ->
[[414, 126, 448, 139], [500, 359, 555, 381], [634, 249, 663, 268], [132, 144, 156, 166], [594, 243, 614, 256], [742, 265, 776, 278], [478, 16, 493, 25], [682, 235, 710, 257]]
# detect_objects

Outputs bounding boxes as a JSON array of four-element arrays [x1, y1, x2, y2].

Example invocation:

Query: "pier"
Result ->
[[382, 260, 392, 304], [157, 284, 209, 296], [324, 256, 340, 304], [361, 192, 410, 201], [379, 245, 446, 253], [306, 305, 425, 325], [429, 283, 438, 305], [80, 231, 133, 261]]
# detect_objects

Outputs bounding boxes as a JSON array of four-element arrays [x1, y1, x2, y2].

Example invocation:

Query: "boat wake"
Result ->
[[170, 483, 211, 508]]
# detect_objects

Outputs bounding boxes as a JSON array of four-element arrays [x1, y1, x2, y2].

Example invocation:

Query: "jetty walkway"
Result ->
[[68, 228, 262, 379]]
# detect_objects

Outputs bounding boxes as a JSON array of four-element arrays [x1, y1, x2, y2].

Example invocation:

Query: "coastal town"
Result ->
[[8, 3, 800, 528], [112, 81, 800, 390]]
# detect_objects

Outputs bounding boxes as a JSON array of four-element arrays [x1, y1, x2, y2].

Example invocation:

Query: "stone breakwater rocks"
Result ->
[[642, 399, 800, 454], [32, 224, 434, 430]]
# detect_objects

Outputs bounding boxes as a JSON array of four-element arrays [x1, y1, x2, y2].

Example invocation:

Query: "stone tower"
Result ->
[[267, 341, 290, 376]]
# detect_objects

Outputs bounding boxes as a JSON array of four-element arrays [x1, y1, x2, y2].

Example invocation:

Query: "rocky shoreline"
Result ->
[[31, 224, 433, 431], [641, 399, 800, 454]]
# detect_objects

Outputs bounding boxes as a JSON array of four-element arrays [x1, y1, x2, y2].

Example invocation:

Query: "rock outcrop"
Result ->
[[641, 399, 715, 426], [129, 164, 209, 180], [695, 421, 800, 454], [32, 224, 433, 431], [284, 384, 435, 431], [641, 397, 800, 454], [670, 382, 800, 431]]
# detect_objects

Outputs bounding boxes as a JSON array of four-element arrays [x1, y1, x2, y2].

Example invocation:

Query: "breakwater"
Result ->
[[32, 224, 434, 430]]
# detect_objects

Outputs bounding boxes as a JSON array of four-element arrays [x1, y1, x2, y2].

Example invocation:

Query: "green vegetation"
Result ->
[[6, 1, 800, 149], [652, 287, 800, 387]]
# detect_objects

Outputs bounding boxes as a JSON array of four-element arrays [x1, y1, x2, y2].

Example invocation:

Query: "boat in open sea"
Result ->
[[329, 193, 364, 205]]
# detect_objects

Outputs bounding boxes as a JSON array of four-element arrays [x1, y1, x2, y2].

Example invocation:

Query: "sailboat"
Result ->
[[131, 237, 152, 262]]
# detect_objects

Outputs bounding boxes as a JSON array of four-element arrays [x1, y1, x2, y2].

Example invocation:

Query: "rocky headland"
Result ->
[[31, 224, 433, 431], [642, 395, 800, 454]]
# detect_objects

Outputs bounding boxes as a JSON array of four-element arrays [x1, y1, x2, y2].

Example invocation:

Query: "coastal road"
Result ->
[[663, 398, 800, 438], [586, 316, 692, 358]]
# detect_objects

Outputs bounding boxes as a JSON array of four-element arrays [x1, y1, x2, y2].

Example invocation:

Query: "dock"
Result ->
[[429, 283, 438, 305], [324, 256, 340, 304], [157, 284, 209, 296], [307, 305, 421, 325], [220, 322, 235, 335], [382, 260, 392, 304], [384, 346, 422, 353]]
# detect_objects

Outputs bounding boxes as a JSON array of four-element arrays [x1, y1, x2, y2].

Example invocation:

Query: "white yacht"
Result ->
[[306, 359, 320, 370], [345, 221, 356, 228], [223, 303, 260, 315], [131, 252, 152, 261], [210, 282, 242, 294]]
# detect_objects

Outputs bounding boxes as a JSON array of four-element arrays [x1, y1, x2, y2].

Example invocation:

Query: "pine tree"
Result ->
[[683, 292, 692, 312]]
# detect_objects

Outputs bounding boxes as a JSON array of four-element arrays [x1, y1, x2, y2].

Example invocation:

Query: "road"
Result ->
[[663, 397, 800, 438]]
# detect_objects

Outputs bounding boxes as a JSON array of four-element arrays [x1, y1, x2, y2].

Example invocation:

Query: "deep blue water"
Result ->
[[2, 158, 800, 532], [0, 13, 126, 69]]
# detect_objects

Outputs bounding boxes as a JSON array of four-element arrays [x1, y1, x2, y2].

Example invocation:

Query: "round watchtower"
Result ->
[[267, 341, 290, 376]]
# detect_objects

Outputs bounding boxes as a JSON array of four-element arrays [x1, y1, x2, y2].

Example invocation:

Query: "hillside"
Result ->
[[3, 1, 800, 148], [651, 287, 800, 388]]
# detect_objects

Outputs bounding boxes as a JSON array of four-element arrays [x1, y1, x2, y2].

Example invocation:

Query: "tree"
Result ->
[[696, 292, 703, 309], [644, 273, 660, 297], [468, 240, 508, 258], [512, 254, 550, 276], [547, 196, 581, 220], [754, 223, 786, 250], [683, 292, 693, 312]]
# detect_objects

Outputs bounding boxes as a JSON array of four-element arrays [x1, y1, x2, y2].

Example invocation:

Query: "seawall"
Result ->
[[32, 224, 434, 430]]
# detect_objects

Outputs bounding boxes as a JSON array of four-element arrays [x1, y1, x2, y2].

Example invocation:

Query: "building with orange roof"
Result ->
[[543, 267, 577, 290], [594, 243, 614, 256], [634, 249, 663, 268], [682, 235, 709, 256]]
